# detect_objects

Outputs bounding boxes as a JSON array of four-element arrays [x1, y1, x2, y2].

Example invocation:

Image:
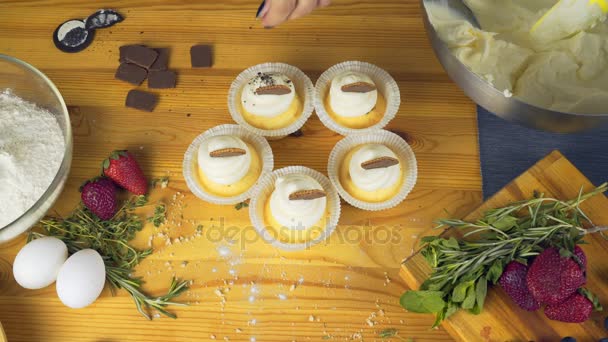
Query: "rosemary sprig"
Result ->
[[401, 183, 608, 327], [29, 195, 188, 319]]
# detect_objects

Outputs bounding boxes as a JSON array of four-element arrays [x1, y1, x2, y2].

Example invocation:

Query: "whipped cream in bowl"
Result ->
[[249, 166, 341, 251], [183, 124, 274, 205], [348, 144, 401, 192], [328, 130, 418, 211], [329, 71, 378, 117]]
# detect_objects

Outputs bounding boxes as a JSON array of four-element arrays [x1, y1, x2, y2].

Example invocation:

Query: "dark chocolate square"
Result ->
[[119, 44, 143, 63], [148, 70, 177, 89], [126, 90, 158, 112], [115, 63, 148, 85], [124, 45, 158, 69], [149, 48, 170, 71], [190, 45, 213, 68]]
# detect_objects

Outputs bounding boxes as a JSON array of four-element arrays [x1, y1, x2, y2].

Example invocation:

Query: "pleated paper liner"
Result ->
[[328, 129, 417, 211], [249, 166, 341, 251], [315, 61, 401, 136], [228, 63, 314, 139], [183, 124, 274, 205]]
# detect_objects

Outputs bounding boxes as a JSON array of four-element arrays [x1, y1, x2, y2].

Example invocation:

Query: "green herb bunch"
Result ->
[[400, 183, 608, 327], [29, 195, 189, 319]]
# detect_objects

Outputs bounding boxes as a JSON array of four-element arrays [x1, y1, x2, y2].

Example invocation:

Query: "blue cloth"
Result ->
[[477, 106, 608, 198]]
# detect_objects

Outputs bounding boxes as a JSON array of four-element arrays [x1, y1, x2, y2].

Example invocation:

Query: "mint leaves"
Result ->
[[399, 290, 446, 314]]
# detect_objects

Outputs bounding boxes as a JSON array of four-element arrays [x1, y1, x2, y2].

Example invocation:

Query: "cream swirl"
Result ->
[[269, 174, 326, 230], [241, 73, 296, 117], [349, 144, 400, 192], [329, 71, 378, 117], [198, 135, 252, 185]]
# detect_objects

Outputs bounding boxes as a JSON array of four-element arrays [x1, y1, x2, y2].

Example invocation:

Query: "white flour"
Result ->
[[0, 90, 65, 228]]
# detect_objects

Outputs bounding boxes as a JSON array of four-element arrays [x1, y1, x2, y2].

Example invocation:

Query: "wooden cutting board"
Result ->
[[400, 151, 608, 341]]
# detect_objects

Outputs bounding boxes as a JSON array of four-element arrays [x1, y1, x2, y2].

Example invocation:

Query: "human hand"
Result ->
[[257, 0, 331, 28]]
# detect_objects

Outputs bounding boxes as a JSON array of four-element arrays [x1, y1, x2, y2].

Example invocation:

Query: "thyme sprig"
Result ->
[[29, 195, 188, 319]]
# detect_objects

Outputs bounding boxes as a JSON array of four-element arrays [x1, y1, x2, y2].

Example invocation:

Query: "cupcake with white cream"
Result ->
[[315, 61, 401, 136], [249, 166, 341, 251], [183, 124, 274, 205], [328, 130, 417, 211], [229, 63, 314, 138]]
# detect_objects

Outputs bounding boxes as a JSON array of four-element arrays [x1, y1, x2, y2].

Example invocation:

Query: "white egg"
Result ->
[[13, 237, 68, 289], [56, 249, 106, 309]]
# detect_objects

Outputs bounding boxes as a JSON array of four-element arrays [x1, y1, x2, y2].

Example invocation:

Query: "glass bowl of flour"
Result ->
[[0, 54, 72, 243]]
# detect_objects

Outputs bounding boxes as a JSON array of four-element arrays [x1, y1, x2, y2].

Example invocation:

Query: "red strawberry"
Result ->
[[499, 261, 541, 311], [102, 150, 147, 195], [526, 246, 586, 305], [80, 177, 118, 220], [545, 292, 593, 323]]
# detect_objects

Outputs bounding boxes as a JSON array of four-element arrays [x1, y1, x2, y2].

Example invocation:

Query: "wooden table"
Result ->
[[0, 1, 481, 341]]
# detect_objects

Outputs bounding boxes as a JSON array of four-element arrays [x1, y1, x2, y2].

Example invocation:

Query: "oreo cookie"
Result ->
[[53, 19, 95, 53], [53, 9, 123, 53], [85, 9, 124, 30]]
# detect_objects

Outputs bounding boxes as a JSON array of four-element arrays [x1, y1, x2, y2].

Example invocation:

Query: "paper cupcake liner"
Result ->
[[228, 63, 315, 138], [327, 129, 417, 211], [249, 166, 341, 251], [183, 124, 274, 205], [314, 61, 401, 136]]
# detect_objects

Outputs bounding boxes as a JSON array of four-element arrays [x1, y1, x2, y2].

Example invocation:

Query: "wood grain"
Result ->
[[0, 0, 481, 341], [401, 151, 608, 341]]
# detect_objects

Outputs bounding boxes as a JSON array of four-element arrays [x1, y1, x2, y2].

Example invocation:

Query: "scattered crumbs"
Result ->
[[309, 315, 315, 322], [223, 337, 230, 341], [180, 261, 188, 268], [383, 272, 391, 286], [210, 334, 216, 340], [250, 337, 256, 342], [277, 293, 287, 300], [400, 319, 405, 324], [235, 328, 242, 333], [289, 283, 297, 291]]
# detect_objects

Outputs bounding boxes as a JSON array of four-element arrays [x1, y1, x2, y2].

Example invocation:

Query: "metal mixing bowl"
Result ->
[[421, 0, 608, 133], [0, 54, 72, 243]]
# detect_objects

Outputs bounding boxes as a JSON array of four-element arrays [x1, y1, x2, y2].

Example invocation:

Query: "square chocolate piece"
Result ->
[[124, 45, 158, 69], [190, 45, 213, 68], [119, 44, 143, 63], [115, 63, 148, 85], [149, 48, 170, 71], [148, 70, 177, 89], [126, 90, 158, 112]]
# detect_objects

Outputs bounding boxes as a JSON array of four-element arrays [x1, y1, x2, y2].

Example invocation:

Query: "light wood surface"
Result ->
[[0, 1, 482, 341], [401, 151, 608, 341]]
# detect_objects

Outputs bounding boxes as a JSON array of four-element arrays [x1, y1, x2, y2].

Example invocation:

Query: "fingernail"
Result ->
[[256, 0, 266, 18]]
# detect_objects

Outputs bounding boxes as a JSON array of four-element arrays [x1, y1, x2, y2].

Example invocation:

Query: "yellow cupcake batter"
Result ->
[[339, 145, 404, 203], [195, 143, 262, 197], [325, 91, 387, 129], [263, 199, 327, 245], [240, 89, 303, 130]]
